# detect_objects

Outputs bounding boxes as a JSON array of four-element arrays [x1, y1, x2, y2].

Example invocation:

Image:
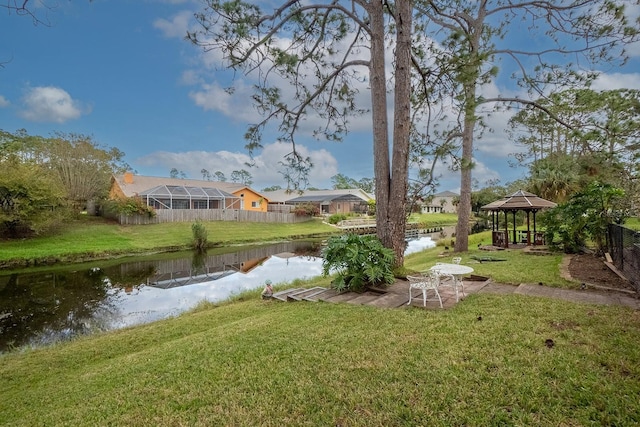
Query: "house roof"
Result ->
[[434, 190, 459, 198], [262, 188, 374, 203], [112, 174, 265, 199], [139, 185, 239, 200], [287, 193, 366, 204], [481, 190, 557, 211]]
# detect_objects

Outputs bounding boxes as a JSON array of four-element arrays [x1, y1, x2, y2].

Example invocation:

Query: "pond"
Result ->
[[0, 236, 437, 353]]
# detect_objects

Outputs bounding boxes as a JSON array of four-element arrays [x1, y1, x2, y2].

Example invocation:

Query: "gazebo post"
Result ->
[[526, 210, 531, 246], [504, 210, 509, 248], [512, 210, 517, 244]]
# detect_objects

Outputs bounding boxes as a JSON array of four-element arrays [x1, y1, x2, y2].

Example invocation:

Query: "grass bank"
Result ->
[[0, 216, 341, 268], [1, 287, 638, 426], [0, 213, 460, 269]]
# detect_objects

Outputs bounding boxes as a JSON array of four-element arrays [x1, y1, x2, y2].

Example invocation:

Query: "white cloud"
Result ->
[[472, 158, 510, 185], [182, 17, 376, 137], [19, 86, 88, 123], [258, 140, 339, 185], [180, 69, 202, 86], [189, 80, 261, 124], [134, 140, 338, 188], [591, 72, 640, 91], [0, 95, 9, 108], [153, 10, 193, 38], [475, 108, 522, 159]]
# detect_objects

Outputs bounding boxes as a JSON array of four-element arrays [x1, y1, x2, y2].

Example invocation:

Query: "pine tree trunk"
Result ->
[[369, 1, 391, 257], [387, 0, 412, 266]]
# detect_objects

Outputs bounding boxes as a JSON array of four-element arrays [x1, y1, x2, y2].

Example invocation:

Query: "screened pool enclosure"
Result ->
[[139, 185, 241, 210]]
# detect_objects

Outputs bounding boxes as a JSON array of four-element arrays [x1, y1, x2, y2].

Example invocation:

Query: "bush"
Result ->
[[191, 220, 208, 250], [545, 181, 628, 254], [327, 213, 348, 225], [104, 197, 156, 218], [322, 234, 395, 292], [292, 203, 320, 217]]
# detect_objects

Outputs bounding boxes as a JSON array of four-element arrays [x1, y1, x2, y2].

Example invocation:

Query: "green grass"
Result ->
[[409, 212, 459, 227], [2, 217, 637, 425], [0, 216, 339, 266], [405, 231, 572, 287], [625, 217, 640, 230], [1, 289, 638, 426]]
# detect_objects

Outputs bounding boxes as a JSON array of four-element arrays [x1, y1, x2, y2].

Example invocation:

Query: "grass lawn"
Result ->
[[1, 288, 638, 426], [0, 217, 341, 266], [404, 231, 573, 287], [409, 212, 459, 227], [0, 214, 462, 268], [625, 217, 640, 230], [1, 218, 638, 425]]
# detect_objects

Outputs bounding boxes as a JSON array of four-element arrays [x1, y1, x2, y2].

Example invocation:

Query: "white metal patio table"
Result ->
[[429, 263, 474, 302]]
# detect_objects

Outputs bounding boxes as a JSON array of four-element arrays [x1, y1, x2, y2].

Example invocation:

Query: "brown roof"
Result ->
[[262, 188, 374, 203], [481, 190, 557, 211], [112, 173, 254, 198]]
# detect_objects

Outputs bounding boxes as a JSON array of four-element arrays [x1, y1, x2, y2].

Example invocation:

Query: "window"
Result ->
[[193, 200, 208, 209], [172, 200, 189, 209], [251, 201, 259, 208]]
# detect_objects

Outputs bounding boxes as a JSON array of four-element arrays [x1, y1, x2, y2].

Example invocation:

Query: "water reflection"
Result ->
[[0, 237, 435, 353]]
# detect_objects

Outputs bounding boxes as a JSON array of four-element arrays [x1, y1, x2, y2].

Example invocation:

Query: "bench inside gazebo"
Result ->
[[481, 190, 557, 249]]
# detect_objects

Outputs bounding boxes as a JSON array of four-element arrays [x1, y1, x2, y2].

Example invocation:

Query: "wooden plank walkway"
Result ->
[[268, 278, 640, 310], [267, 277, 492, 309]]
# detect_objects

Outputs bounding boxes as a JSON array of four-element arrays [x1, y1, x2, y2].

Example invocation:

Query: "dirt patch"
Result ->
[[568, 253, 635, 292]]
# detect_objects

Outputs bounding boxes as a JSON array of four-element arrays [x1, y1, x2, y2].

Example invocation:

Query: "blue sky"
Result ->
[[2, 1, 639, 192]]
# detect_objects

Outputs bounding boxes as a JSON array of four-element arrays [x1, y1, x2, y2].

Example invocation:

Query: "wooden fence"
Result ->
[[114, 209, 311, 225]]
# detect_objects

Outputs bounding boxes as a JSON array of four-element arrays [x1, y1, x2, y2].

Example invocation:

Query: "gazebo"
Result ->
[[481, 190, 557, 248]]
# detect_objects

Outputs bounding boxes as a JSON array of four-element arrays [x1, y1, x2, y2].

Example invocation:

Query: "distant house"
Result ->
[[263, 188, 374, 215], [109, 173, 270, 212], [422, 191, 458, 214]]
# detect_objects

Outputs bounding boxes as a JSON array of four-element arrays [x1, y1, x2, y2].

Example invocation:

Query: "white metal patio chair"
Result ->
[[407, 271, 443, 308]]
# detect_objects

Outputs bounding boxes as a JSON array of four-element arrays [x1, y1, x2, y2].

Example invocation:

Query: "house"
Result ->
[[109, 173, 270, 212], [262, 188, 374, 215], [422, 191, 459, 214]]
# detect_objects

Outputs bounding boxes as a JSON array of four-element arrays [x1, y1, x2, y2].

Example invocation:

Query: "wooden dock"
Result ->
[[337, 219, 441, 239]]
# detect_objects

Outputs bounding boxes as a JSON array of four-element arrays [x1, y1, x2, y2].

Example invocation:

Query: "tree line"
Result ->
[[0, 130, 130, 237]]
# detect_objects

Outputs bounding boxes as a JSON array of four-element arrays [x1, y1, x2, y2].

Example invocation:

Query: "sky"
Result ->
[[1, 0, 639, 193]]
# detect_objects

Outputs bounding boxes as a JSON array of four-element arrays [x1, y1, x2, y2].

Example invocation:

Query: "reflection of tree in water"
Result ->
[[0, 241, 323, 352], [0, 262, 162, 352], [192, 250, 207, 272], [0, 268, 116, 352], [292, 241, 323, 259], [101, 264, 157, 293]]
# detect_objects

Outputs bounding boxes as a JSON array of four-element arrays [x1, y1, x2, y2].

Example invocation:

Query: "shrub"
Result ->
[[545, 181, 628, 254], [104, 197, 156, 218], [191, 220, 208, 250], [327, 213, 348, 225], [367, 200, 376, 216], [322, 234, 395, 292], [292, 203, 319, 217]]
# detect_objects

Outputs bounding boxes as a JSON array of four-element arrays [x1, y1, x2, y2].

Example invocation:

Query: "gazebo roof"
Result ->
[[481, 190, 557, 211]]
